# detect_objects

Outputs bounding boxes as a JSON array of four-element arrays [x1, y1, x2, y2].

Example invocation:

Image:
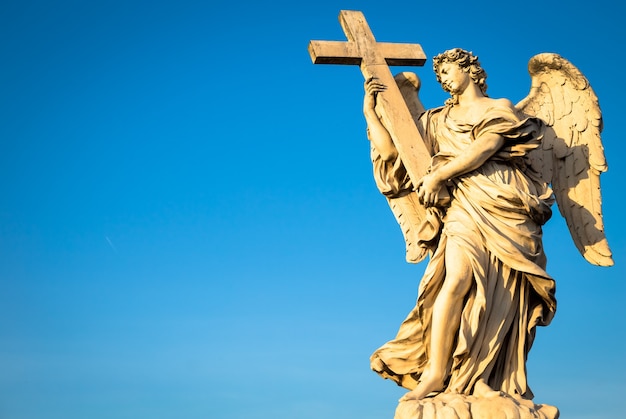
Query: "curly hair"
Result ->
[[433, 48, 488, 104]]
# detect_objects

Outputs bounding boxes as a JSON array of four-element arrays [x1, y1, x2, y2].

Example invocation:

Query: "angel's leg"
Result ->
[[400, 239, 472, 401]]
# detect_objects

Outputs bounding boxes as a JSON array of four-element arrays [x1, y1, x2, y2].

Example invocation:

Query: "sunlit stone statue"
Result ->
[[309, 11, 612, 419]]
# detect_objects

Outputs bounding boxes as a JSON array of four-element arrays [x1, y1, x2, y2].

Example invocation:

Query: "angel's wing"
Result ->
[[378, 72, 430, 263], [517, 53, 613, 266]]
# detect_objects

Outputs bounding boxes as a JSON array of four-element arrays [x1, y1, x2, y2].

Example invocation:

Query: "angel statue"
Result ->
[[363, 48, 612, 417]]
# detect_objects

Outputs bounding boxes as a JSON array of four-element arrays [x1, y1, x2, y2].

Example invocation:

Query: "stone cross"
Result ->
[[308, 10, 431, 184]]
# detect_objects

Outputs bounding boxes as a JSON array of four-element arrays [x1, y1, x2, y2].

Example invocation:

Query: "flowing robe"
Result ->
[[370, 104, 557, 399]]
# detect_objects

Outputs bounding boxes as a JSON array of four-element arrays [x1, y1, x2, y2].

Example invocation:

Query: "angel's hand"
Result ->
[[416, 172, 444, 207], [363, 76, 386, 113]]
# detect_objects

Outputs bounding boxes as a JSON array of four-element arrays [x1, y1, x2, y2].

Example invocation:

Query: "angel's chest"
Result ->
[[435, 120, 473, 153]]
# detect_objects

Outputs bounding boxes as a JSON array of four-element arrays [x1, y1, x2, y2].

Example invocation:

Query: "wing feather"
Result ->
[[387, 192, 428, 263], [517, 53, 613, 266], [372, 72, 431, 263]]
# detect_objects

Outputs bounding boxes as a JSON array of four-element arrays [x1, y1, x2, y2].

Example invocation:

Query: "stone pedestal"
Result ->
[[395, 392, 559, 419]]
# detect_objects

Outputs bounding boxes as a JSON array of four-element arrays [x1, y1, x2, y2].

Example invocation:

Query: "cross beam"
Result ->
[[308, 10, 431, 185]]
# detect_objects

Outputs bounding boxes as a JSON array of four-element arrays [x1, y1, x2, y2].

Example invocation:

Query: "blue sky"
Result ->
[[1, 1, 624, 418]]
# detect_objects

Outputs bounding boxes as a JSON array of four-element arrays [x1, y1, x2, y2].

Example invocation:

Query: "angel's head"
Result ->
[[433, 48, 488, 103]]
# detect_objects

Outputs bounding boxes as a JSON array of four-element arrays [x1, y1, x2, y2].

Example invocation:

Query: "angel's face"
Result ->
[[437, 62, 470, 94]]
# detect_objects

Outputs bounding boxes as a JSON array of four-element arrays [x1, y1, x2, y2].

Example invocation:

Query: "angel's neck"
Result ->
[[455, 83, 485, 106]]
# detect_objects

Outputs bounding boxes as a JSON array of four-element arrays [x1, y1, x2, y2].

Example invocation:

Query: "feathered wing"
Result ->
[[386, 189, 428, 263], [517, 53, 613, 266], [380, 72, 430, 264]]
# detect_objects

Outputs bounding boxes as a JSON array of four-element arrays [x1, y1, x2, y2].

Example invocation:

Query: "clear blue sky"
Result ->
[[1, 1, 624, 418]]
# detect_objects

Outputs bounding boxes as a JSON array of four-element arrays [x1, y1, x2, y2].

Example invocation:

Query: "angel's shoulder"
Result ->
[[489, 97, 515, 110], [419, 105, 445, 122], [476, 98, 518, 121]]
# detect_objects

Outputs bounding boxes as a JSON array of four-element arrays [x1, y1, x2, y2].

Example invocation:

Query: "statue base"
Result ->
[[395, 391, 559, 419]]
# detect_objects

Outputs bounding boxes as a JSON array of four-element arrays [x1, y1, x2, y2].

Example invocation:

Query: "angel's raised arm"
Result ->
[[364, 77, 397, 161]]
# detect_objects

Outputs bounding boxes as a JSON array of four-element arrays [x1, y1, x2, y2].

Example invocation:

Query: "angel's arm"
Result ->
[[363, 78, 398, 161], [418, 132, 504, 206], [435, 132, 504, 179]]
